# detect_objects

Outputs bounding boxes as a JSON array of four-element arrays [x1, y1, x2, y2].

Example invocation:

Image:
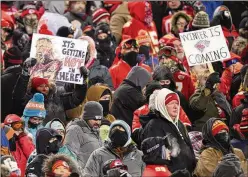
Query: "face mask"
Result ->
[[28, 120, 40, 129], [99, 100, 110, 117], [96, 38, 111, 51], [46, 139, 60, 154], [214, 132, 230, 150], [123, 51, 138, 67], [110, 129, 128, 147]]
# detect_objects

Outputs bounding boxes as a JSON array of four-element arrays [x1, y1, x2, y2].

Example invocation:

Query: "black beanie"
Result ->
[[83, 101, 103, 120], [95, 22, 111, 38], [145, 81, 162, 102]]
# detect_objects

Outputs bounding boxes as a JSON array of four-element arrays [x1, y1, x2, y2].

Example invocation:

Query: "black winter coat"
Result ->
[[1, 65, 22, 121], [110, 80, 146, 128], [12, 74, 87, 125], [25, 154, 48, 177], [141, 113, 196, 173]]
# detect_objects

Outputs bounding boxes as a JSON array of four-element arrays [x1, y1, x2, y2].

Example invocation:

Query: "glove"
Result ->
[[205, 72, 221, 92], [79, 66, 89, 80], [170, 169, 191, 177], [22, 58, 37, 76], [107, 168, 131, 177]]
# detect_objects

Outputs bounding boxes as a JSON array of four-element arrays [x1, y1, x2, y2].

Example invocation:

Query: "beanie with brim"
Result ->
[[23, 93, 46, 118], [108, 120, 132, 147], [83, 101, 103, 120]]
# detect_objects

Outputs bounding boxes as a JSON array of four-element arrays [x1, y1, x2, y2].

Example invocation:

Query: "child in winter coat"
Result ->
[[21, 93, 46, 144], [4, 114, 35, 177]]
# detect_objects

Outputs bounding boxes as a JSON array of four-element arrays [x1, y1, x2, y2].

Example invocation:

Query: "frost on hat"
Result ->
[[23, 93, 46, 118]]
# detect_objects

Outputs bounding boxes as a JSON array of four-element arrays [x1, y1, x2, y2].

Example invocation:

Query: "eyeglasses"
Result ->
[[122, 39, 139, 50], [158, 46, 176, 59]]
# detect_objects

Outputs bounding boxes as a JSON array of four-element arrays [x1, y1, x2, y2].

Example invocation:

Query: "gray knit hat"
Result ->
[[83, 101, 103, 120], [192, 11, 210, 28]]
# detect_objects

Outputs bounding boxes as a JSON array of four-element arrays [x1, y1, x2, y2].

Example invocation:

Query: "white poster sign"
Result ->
[[179, 25, 230, 66], [30, 33, 88, 84]]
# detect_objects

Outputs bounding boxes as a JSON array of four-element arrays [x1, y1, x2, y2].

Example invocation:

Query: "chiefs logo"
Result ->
[[178, 74, 185, 80], [28, 9, 35, 14]]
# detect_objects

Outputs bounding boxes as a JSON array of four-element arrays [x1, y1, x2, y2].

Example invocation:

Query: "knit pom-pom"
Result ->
[[33, 93, 44, 103]]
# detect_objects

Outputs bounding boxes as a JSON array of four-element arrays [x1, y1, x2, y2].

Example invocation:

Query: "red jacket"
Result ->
[[109, 60, 152, 90], [232, 91, 245, 109], [222, 25, 239, 40], [142, 165, 171, 177], [11, 133, 35, 177], [122, 2, 159, 54], [132, 104, 191, 132], [173, 71, 195, 101]]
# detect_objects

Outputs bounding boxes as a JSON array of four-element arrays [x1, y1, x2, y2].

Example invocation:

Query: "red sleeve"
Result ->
[[18, 133, 35, 159], [179, 107, 192, 127], [232, 94, 245, 109], [132, 110, 142, 132], [219, 69, 232, 100]]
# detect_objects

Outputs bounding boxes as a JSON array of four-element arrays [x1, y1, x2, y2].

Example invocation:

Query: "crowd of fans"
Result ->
[[1, 1, 248, 177]]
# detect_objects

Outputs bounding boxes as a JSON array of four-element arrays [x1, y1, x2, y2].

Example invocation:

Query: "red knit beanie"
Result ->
[[92, 8, 110, 24], [212, 120, 229, 136], [52, 160, 71, 173], [165, 93, 179, 105], [31, 77, 49, 89]]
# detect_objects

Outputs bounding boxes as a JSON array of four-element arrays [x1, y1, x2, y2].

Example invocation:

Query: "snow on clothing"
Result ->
[[42, 154, 81, 177], [65, 119, 102, 168], [1, 65, 22, 121], [110, 66, 151, 128], [122, 2, 159, 54], [189, 87, 232, 131], [109, 59, 152, 90], [141, 89, 196, 173], [12, 74, 87, 125], [193, 118, 247, 177], [10, 132, 35, 177], [83, 141, 144, 177], [45, 119, 77, 160], [109, 2, 132, 44], [37, 1, 71, 35]]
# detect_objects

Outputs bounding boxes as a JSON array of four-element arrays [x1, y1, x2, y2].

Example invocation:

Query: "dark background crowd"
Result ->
[[1, 1, 248, 177]]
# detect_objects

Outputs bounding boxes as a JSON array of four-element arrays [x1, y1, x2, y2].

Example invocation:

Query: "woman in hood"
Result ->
[[141, 88, 196, 173], [194, 118, 247, 177], [43, 154, 81, 177]]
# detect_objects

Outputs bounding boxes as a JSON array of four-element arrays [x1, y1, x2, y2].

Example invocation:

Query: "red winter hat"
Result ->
[[52, 160, 71, 173], [212, 120, 229, 136], [3, 46, 23, 65], [31, 77, 49, 89], [164, 93, 179, 105], [21, 8, 40, 19], [39, 24, 53, 35], [92, 8, 110, 24], [4, 114, 22, 125]]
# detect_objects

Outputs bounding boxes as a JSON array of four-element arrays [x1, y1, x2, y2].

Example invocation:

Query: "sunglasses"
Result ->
[[122, 39, 139, 50], [158, 47, 176, 59]]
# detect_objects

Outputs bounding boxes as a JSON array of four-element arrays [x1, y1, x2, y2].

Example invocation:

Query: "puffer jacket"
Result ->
[[11, 132, 35, 177], [65, 119, 102, 168], [83, 141, 144, 177], [12, 74, 87, 125]]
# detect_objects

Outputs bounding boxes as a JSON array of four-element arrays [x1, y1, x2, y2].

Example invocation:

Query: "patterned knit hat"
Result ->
[[92, 8, 110, 25], [212, 120, 229, 136], [192, 11, 210, 28], [23, 93, 46, 118]]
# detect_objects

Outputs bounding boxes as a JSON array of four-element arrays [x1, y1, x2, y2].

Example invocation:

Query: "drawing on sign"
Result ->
[[194, 40, 210, 53]]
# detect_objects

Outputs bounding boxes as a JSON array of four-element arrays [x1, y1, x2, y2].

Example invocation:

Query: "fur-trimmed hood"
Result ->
[[171, 11, 191, 35], [42, 153, 80, 176]]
